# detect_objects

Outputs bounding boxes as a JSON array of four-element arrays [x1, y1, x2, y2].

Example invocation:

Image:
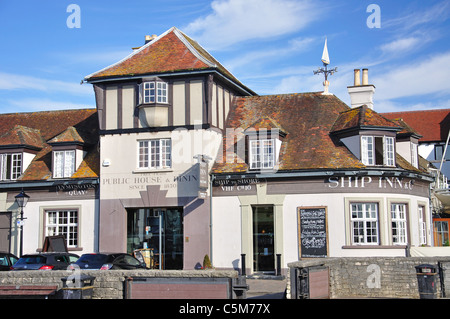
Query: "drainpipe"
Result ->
[[210, 174, 214, 264]]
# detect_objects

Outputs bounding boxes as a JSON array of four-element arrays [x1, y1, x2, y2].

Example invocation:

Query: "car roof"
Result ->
[[20, 252, 78, 257], [81, 252, 127, 256]]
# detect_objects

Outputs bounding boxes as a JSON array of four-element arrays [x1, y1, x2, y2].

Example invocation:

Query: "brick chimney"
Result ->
[[347, 68, 375, 109]]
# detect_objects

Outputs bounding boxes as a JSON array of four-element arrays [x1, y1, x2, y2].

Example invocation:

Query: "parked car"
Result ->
[[0, 252, 19, 271], [70, 253, 146, 270], [11, 252, 79, 270]]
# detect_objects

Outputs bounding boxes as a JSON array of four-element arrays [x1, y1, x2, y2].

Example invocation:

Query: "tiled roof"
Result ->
[[0, 109, 99, 181], [382, 108, 450, 143], [85, 27, 255, 95], [0, 125, 45, 149], [388, 118, 422, 138], [47, 126, 83, 144], [331, 105, 401, 134], [245, 116, 288, 135], [212, 94, 422, 174], [0, 109, 98, 141], [212, 93, 364, 173]]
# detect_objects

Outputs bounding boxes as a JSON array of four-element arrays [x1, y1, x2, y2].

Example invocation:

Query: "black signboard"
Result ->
[[298, 207, 328, 258], [42, 235, 68, 252]]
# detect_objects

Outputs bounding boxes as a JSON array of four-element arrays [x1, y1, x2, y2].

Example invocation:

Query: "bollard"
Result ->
[[241, 254, 246, 276], [276, 254, 282, 276]]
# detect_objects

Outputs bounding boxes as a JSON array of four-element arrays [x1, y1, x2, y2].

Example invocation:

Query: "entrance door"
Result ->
[[253, 206, 274, 273], [127, 207, 183, 269]]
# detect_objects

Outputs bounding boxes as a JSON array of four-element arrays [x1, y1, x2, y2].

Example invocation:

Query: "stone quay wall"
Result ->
[[288, 257, 450, 299], [0, 269, 239, 299]]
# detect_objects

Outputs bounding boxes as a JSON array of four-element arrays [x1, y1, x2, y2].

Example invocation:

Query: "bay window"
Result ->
[[418, 205, 427, 245], [391, 203, 408, 245], [350, 203, 379, 245], [139, 81, 168, 105]]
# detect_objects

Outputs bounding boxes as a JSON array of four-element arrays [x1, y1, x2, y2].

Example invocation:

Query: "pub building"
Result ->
[[83, 27, 255, 269], [211, 68, 433, 275], [1, 27, 436, 274], [0, 109, 99, 256]]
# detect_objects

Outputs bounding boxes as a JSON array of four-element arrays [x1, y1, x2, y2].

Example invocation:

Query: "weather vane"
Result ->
[[313, 37, 337, 95]]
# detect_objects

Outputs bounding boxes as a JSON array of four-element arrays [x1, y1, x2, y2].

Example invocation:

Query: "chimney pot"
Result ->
[[354, 69, 361, 86], [362, 68, 369, 85], [145, 34, 158, 44], [347, 68, 375, 109]]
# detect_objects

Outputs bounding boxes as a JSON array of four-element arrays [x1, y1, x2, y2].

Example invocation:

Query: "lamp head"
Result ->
[[15, 190, 29, 208]]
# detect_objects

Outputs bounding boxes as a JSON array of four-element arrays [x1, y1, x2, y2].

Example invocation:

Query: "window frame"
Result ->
[[45, 209, 79, 248], [390, 203, 408, 245], [53, 150, 76, 178], [139, 81, 168, 105], [0, 152, 22, 181], [434, 220, 449, 246], [138, 138, 171, 170], [350, 202, 380, 245], [435, 144, 450, 161], [249, 138, 275, 170], [411, 143, 418, 168], [418, 205, 427, 246], [360, 135, 395, 167]]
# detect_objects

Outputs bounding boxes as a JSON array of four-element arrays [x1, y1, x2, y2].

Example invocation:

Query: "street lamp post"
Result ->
[[15, 190, 29, 257]]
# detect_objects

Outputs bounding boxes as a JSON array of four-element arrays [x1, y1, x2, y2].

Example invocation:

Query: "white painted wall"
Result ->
[[9, 198, 98, 256], [212, 191, 431, 271], [100, 129, 222, 200]]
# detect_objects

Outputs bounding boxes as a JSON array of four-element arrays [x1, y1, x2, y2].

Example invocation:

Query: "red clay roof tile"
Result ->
[[85, 27, 255, 95], [382, 109, 450, 143], [0, 109, 99, 181], [213, 94, 421, 174]]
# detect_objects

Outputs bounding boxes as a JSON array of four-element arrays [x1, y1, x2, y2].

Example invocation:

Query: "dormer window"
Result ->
[[53, 150, 75, 178], [139, 81, 168, 105], [361, 135, 395, 166], [249, 139, 275, 170], [0, 152, 22, 181], [244, 117, 286, 171]]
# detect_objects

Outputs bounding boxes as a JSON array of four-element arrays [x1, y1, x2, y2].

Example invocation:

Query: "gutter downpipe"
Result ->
[[210, 174, 214, 265]]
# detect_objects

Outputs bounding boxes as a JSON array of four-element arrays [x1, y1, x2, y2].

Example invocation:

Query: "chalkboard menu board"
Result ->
[[42, 235, 68, 252], [298, 207, 328, 258]]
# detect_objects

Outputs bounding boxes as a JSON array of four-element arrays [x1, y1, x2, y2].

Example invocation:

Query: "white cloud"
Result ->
[[373, 51, 450, 101], [383, 0, 450, 31], [184, 0, 322, 50], [224, 37, 315, 71], [380, 37, 421, 55]]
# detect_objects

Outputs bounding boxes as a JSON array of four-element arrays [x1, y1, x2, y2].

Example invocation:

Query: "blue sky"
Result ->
[[1, 0, 450, 114]]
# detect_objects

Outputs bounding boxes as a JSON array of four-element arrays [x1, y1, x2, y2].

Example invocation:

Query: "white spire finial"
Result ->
[[314, 37, 337, 95], [321, 37, 330, 65]]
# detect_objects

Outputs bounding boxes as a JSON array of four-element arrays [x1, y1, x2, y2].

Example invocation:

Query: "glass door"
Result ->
[[127, 207, 183, 269], [252, 206, 274, 273]]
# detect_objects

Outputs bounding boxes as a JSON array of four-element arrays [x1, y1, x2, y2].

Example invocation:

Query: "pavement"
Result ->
[[245, 276, 287, 299]]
